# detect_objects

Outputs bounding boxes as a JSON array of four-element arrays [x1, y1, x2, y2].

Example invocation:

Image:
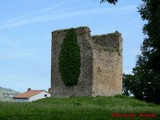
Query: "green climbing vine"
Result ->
[[59, 28, 81, 86]]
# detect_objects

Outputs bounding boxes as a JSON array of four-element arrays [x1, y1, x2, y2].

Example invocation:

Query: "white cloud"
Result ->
[[0, 1, 66, 29], [38, 2, 65, 13], [0, 49, 38, 59], [0, 4, 137, 29]]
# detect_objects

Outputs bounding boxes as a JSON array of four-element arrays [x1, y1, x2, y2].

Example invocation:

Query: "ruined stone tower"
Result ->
[[51, 26, 122, 97]]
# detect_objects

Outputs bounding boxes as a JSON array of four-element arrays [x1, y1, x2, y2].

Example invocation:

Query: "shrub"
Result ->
[[59, 28, 80, 86]]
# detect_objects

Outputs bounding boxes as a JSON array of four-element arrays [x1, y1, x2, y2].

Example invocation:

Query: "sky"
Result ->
[[0, 0, 145, 92]]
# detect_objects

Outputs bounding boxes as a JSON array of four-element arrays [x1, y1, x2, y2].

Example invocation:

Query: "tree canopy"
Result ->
[[100, 0, 118, 4], [123, 0, 160, 104], [100, 0, 160, 104]]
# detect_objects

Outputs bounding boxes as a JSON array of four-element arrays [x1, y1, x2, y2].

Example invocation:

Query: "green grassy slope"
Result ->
[[0, 95, 159, 120]]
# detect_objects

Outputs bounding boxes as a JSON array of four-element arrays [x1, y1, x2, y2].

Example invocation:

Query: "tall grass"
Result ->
[[0, 95, 159, 120]]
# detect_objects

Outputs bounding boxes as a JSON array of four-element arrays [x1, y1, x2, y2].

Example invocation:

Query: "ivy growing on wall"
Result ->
[[59, 28, 81, 86]]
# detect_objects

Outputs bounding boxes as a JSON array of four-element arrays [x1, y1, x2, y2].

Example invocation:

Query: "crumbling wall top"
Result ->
[[52, 26, 90, 34], [52, 26, 122, 53], [91, 31, 122, 52]]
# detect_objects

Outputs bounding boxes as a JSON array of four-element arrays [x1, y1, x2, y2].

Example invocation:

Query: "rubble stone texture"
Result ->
[[51, 26, 123, 97]]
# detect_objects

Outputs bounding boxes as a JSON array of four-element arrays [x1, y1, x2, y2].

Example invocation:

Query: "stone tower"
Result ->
[[51, 26, 122, 97]]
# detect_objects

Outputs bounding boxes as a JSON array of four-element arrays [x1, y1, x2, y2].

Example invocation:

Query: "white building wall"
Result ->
[[29, 91, 51, 102], [15, 99, 29, 102]]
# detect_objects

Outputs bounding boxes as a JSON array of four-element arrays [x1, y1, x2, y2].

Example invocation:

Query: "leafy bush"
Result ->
[[59, 28, 80, 86]]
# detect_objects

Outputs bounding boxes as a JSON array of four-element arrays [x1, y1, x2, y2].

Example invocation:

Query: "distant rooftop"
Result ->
[[13, 89, 44, 99]]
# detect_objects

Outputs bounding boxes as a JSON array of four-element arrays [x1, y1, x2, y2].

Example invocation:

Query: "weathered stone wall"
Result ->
[[92, 50, 122, 96], [92, 32, 120, 48], [51, 26, 123, 97], [91, 32, 122, 96], [51, 27, 93, 97]]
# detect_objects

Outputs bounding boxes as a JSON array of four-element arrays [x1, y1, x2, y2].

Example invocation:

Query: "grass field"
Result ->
[[0, 95, 159, 120]]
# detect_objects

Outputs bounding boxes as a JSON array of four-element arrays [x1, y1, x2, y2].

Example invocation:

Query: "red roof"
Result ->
[[13, 90, 44, 99]]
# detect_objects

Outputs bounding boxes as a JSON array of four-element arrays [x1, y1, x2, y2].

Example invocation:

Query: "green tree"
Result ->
[[123, 74, 133, 96], [123, 73, 145, 100], [131, 0, 160, 104], [59, 28, 81, 86], [101, 0, 160, 103], [100, 0, 118, 4]]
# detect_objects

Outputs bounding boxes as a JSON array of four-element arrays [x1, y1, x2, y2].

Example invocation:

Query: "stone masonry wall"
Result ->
[[91, 32, 122, 96], [51, 27, 93, 97], [51, 26, 122, 97]]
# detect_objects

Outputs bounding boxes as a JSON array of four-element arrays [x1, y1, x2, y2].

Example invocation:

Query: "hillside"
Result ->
[[0, 95, 159, 120], [0, 87, 19, 102], [0, 87, 18, 94]]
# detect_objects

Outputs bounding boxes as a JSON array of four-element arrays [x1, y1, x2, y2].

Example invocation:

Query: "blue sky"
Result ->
[[0, 0, 144, 92]]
